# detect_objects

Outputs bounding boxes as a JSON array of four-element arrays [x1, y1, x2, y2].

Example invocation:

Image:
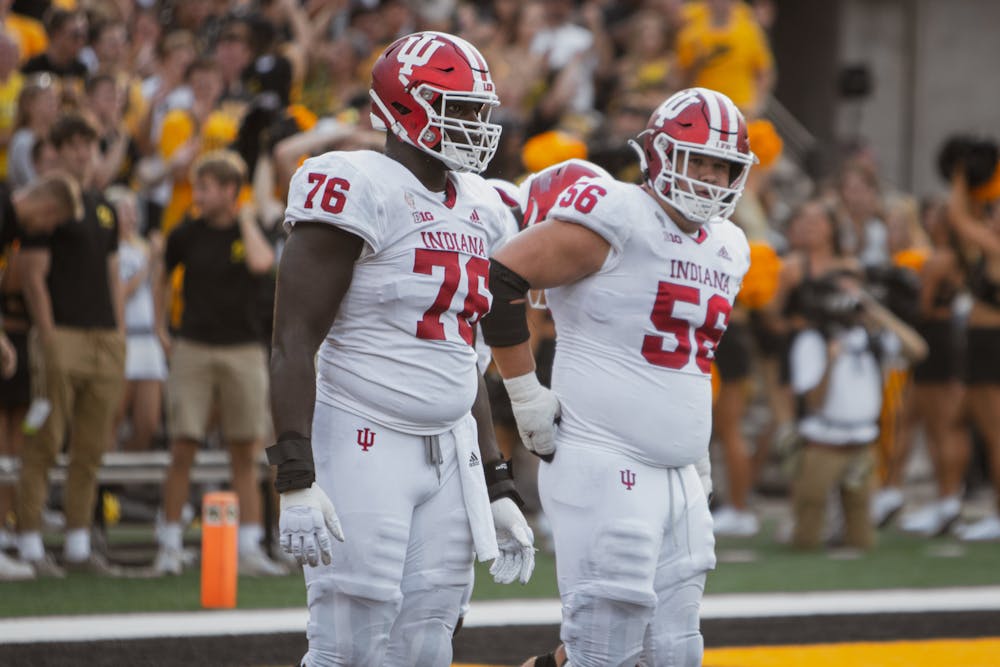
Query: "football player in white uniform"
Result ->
[[483, 88, 756, 667], [268, 32, 535, 667]]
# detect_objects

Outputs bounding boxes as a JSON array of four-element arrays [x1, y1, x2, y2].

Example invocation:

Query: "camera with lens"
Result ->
[[796, 273, 865, 334], [864, 264, 921, 325]]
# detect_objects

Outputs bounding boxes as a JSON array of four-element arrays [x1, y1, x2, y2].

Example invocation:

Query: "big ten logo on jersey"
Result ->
[[654, 211, 684, 244], [404, 191, 437, 224], [396, 33, 445, 86]]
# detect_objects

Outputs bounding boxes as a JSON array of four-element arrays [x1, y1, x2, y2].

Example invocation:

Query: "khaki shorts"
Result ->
[[167, 338, 269, 443]]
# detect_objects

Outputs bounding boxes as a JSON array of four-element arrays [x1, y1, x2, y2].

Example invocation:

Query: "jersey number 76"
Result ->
[[413, 250, 489, 346]]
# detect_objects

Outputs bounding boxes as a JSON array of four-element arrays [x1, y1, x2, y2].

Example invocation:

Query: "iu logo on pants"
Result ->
[[620, 469, 636, 490], [357, 428, 376, 452]]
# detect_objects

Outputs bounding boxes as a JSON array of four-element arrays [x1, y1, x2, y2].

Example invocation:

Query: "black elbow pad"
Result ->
[[481, 258, 531, 347]]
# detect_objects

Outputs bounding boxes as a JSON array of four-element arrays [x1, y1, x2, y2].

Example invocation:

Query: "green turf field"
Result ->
[[0, 524, 997, 618]]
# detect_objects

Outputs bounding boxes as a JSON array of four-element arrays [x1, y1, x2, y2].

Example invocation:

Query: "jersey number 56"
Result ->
[[642, 281, 731, 373]]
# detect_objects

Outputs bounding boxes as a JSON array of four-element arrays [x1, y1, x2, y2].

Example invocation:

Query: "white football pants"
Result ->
[[300, 403, 474, 667], [539, 444, 716, 667]]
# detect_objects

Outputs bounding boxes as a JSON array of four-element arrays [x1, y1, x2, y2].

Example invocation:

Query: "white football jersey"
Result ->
[[285, 150, 514, 434], [545, 176, 751, 467]]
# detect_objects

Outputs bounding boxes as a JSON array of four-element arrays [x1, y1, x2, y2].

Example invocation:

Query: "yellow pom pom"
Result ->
[[288, 104, 318, 132], [736, 241, 783, 309], [710, 362, 721, 406], [747, 119, 783, 170], [201, 113, 239, 151], [102, 491, 121, 527], [893, 248, 929, 274], [522, 131, 588, 173]]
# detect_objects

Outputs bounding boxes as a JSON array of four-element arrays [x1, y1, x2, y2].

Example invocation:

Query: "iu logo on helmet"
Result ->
[[357, 428, 376, 452], [653, 89, 700, 124], [620, 469, 636, 490], [396, 33, 444, 85]]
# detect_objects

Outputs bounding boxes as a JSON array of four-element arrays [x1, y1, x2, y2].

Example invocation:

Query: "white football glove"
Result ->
[[694, 453, 712, 500], [279, 485, 344, 567], [489, 497, 536, 585], [504, 372, 561, 459]]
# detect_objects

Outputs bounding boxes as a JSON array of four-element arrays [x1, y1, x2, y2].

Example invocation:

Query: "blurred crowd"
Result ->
[[0, 0, 998, 583]]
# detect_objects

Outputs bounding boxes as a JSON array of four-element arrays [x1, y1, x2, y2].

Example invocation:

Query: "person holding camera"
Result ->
[[945, 136, 1000, 541], [788, 272, 926, 550]]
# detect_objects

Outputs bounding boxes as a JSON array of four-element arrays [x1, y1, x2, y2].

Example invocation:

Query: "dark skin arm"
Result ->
[[472, 371, 503, 463], [270, 222, 363, 441]]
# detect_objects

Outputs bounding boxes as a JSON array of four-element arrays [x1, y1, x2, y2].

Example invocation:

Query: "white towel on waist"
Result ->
[[452, 414, 498, 562]]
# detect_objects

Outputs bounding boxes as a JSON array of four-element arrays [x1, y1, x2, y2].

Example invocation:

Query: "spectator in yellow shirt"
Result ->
[[0, 31, 22, 180], [158, 58, 238, 236], [676, 0, 775, 116], [1, 2, 48, 63]]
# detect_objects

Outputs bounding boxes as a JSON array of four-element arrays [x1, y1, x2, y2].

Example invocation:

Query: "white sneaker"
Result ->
[[0, 551, 35, 581], [870, 487, 904, 527], [239, 547, 288, 577], [152, 546, 184, 576], [712, 506, 760, 537], [955, 515, 1000, 541], [900, 497, 961, 537], [0, 529, 16, 550]]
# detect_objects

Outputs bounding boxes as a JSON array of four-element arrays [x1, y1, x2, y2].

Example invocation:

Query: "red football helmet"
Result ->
[[629, 88, 756, 224], [520, 158, 612, 229], [370, 31, 502, 173], [517, 159, 611, 309], [488, 178, 524, 216]]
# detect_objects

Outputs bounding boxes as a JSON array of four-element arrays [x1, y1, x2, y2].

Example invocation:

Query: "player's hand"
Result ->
[[504, 373, 561, 461], [278, 485, 344, 567], [489, 497, 535, 585], [694, 453, 712, 501]]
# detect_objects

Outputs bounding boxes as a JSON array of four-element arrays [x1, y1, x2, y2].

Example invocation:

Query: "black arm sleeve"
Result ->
[[484, 458, 524, 507], [266, 432, 316, 493], [481, 257, 531, 348]]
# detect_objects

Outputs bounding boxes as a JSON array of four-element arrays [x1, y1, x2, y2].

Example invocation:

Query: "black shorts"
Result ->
[[749, 311, 787, 359], [965, 326, 1000, 385], [715, 320, 752, 381], [0, 331, 30, 408], [913, 319, 964, 384]]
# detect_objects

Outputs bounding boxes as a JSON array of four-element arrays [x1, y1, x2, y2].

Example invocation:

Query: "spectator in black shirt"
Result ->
[[0, 174, 79, 581], [21, 8, 89, 83], [85, 73, 139, 189], [15, 113, 126, 577], [153, 150, 283, 577]]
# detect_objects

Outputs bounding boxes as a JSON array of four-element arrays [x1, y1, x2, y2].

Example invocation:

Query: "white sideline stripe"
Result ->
[[1, 587, 999, 644]]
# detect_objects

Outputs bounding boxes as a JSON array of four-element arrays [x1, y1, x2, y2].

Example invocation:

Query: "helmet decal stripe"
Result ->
[[703, 89, 722, 146], [450, 36, 491, 89], [720, 93, 740, 148]]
